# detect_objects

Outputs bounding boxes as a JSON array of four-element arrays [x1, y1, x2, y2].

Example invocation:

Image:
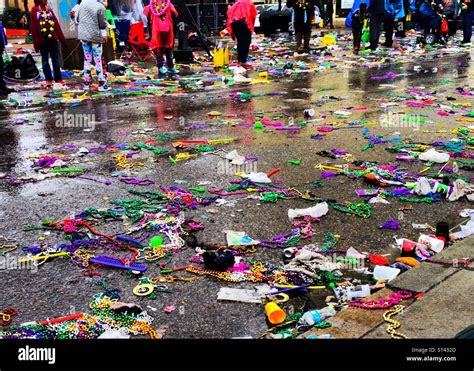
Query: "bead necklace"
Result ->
[[186, 266, 264, 283], [332, 201, 372, 218], [383, 305, 407, 339], [321, 232, 337, 251], [0, 294, 157, 339], [0, 308, 17, 326], [349, 290, 413, 309], [150, 0, 171, 17]]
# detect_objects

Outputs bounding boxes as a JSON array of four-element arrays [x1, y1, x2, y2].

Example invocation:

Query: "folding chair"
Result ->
[[128, 21, 152, 62]]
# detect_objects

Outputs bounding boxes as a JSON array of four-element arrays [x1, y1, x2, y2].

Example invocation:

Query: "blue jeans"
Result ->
[[463, 10, 474, 43], [40, 41, 62, 82]]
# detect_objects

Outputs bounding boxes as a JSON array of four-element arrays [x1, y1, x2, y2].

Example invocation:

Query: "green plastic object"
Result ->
[[150, 235, 164, 248], [288, 160, 301, 165], [254, 121, 263, 129], [189, 187, 206, 193]]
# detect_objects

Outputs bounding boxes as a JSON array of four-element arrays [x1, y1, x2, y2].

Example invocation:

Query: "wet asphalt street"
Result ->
[[0, 48, 473, 338]]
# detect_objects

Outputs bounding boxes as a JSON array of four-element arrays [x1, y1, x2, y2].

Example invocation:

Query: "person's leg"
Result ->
[[153, 48, 165, 68], [448, 18, 457, 37], [50, 41, 62, 82], [232, 20, 251, 63], [40, 43, 53, 82], [303, 23, 311, 50], [165, 48, 175, 69], [329, 11, 334, 28], [295, 32, 303, 51], [241, 26, 252, 63], [82, 41, 93, 85], [231, 21, 245, 63], [384, 17, 394, 46], [91, 43, 105, 82], [369, 15, 381, 49], [462, 10, 474, 43], [396, 16, 406, 37], [353, 23, 361, 49]]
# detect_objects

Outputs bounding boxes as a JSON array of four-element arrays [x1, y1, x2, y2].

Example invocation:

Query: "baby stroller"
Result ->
[[414, 0, 448, 44]]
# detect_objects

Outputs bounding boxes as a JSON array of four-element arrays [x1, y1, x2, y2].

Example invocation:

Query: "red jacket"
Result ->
[[144, 3, 178, 50], [30, 5, 66, 52], [226, 0, 257, 39]]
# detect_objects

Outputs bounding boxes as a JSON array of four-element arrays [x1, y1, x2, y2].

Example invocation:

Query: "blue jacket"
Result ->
[[418, 0, 437, 18], [385, 0, 405, 17]]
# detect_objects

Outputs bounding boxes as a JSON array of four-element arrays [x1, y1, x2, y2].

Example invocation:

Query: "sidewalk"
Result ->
[[300, 236, 474, 339]]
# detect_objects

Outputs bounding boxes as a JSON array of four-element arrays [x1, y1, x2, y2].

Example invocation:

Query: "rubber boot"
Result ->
[[304, 31, 311, 51], [295, 33, 303, 52]]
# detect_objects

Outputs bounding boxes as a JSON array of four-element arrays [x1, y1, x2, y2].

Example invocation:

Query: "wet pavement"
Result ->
[[0, 45, 473, 338]]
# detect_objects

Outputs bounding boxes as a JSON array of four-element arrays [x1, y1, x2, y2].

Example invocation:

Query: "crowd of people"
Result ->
[[0, 0, 474, 96], [350, 0, 474, 54]]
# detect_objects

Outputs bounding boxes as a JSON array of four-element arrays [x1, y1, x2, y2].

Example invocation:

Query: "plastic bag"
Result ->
[[288, 202, 329, 220], [361, 19, 370, 43], [246, 172, 272, 183], [418, 148, 450, 163], [373, 265, 400, 281]]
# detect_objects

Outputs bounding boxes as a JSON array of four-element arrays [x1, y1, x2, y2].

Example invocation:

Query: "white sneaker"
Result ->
[[98, 81, 111, 92], [233, 74, 251, 83], [229, 66, 247, 75]]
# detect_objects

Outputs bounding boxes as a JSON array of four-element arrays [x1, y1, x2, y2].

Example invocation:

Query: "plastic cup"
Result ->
[[265, 302, 286, 325], [401, 239, 417, 252]]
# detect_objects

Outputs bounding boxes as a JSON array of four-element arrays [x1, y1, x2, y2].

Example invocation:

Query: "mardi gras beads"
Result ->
[[383, 305, 407, 339], [150, 0, 171, 16]]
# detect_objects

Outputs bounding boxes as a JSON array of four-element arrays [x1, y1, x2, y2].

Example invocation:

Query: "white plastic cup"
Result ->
[[418, 234, 444, 253], [345, 285, 371, 300], [373, 265, 401, 281]]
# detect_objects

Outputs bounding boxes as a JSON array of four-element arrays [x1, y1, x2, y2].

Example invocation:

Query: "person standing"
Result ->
[[395, 0, 411, 37], [461, 0, 474, 45], [0, 21, 13, 96], [322, 0, 335, 28], [383, 0, 405, 47], [287, 0, 316, 53], [30, 0, 67, 87], [351, 2, 368, 53], [70, 0, 82, 25], [368, 0, 386, 50], [226, 0, 257, 66], [77, 0, 110, 91], [144, 0, 179, 76], [441, 0, 460, 37]]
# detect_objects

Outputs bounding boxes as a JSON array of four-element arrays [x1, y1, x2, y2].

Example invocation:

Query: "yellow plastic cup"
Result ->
[[265, 302, 286, 325]]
